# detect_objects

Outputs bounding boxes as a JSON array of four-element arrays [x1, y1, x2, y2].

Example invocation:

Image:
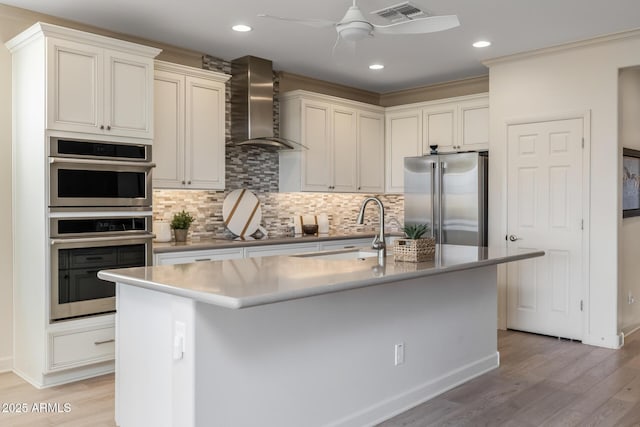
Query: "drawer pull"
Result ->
[[343, 246, 355, 249], [195, 258, 211, 262], [94, 339, 115, 345]]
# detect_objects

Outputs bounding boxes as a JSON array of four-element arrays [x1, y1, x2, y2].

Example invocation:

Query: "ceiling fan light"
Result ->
[[337, 21, 373, 41], [369, 64, 384, 70], [232, 24, 253, 32], [472, 40, 491, 48]]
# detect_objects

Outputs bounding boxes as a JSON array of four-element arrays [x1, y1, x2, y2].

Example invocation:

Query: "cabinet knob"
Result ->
[[100, 125, 104, 130], [358, 187, 361, 190], [107, 125, 111, 131], [188, 181, 192, 185], [181, 180, 186, 185]]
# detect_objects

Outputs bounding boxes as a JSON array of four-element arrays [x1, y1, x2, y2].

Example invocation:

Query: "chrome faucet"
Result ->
[[356, 197, 386, 263]]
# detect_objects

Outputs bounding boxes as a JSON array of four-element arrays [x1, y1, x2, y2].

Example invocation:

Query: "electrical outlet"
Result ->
[[394, 343, 405, 366], [629, 292, 636, 305]]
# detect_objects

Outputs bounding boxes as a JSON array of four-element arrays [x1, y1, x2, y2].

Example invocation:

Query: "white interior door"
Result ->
[[506, 118, 584, 340]]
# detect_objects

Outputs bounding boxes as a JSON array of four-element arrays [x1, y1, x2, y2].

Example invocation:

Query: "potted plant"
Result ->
[[170, 210, 195, 242], [393, 224, 436, 262]]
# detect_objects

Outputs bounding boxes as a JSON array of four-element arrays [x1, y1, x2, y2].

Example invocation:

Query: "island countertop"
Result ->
[[98, 244, 544, 309]]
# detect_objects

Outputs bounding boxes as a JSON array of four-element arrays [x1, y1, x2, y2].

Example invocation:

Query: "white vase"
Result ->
[[154, 221, 172, 242]]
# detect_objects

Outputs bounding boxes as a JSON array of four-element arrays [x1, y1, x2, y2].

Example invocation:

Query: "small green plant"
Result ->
[[170, 210, 195, 230], [402, 224, 430, 239]]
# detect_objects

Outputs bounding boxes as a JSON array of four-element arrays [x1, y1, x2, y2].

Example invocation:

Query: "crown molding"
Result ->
[[483, 27, 640, 67]]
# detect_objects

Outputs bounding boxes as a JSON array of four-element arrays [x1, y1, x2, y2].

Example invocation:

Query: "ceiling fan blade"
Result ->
[[373, 15, 459, 35], [257, 14, 337, 29]]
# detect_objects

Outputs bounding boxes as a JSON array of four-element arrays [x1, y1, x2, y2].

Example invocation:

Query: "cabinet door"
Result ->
[[46, 38, 103, 133], [185, 76, 226, 190], [423, 104, 456, 153], [331, 106, 358, 192], [244, 243, 319, 258], [458, 97, 489, 151], [104, 50, 154, 138], [385, 109, 421, 193], [153, 71, 185, 188], [155, 248, 244, 265], [301, 100, 331, 191], [357, 111, 384, 193]]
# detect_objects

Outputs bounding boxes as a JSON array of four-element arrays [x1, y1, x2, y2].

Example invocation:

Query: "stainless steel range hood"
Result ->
[[229, 56, 305, 150]]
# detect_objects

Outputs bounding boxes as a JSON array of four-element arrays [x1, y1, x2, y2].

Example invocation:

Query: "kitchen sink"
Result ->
[[293, 248, 379, 261]]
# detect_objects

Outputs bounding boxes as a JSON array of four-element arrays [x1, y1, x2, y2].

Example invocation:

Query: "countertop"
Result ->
[[153, 231, 400, 253], [99, 244, 544, 309]]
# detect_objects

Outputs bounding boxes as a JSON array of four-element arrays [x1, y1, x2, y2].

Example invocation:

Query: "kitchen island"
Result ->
[[98, 244, 543, 427]]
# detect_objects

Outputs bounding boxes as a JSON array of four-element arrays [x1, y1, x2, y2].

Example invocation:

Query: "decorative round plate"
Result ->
[[222, 189, 262, 238]]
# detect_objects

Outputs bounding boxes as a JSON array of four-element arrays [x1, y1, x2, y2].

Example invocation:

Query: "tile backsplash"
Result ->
[[153, 190, 404, 240]]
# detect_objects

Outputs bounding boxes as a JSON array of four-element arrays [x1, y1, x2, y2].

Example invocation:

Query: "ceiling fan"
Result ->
[[258, 0, 460, 42]]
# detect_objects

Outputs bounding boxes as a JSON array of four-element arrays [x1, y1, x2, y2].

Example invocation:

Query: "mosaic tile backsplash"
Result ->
[[154, 190, 404, 240]]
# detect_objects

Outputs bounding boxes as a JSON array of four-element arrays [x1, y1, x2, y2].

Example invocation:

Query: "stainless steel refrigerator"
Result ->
[[404, 152, 488, 246]]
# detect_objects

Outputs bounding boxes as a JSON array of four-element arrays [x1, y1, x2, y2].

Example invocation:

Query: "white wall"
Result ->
[[0, 21, 13, 372], [620, 67, 640, 335], [488, 32, 640, 348]]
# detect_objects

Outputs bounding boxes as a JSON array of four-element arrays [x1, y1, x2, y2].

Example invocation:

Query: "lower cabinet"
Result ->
[[244, 243, 319, 258], [154, 238, 377, 265], [155, 247, 244, 265], [47, 315, 115, 372]]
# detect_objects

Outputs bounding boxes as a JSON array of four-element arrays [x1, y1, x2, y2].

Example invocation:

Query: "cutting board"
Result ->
[[222, 189, 262, 238]]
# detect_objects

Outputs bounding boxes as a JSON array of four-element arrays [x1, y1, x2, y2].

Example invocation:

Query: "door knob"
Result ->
[[508, 235, 521, 242]]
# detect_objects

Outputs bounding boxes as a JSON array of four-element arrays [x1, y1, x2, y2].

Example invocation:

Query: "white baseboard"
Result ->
[[622, 324, 640, 338], [13, 362, 115, 389], [328, 352, 500, 427], [0, 356, 12, 373], [583, 332, 624, 349]]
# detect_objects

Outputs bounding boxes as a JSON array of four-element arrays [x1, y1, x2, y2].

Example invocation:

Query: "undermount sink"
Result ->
[[293, 248, 379, 261]]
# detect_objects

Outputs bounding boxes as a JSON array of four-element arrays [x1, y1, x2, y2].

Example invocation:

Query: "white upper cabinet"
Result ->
[[356, 111, 385, 193], [153, 61, 230, 190], [279, 90, 385, 193], [384, 93, 489, 193], [45, 35, 157, 139], [385, 109, 422, 194]]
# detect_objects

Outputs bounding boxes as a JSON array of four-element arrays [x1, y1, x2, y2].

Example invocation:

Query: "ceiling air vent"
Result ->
[[370, 2, 426, 22]]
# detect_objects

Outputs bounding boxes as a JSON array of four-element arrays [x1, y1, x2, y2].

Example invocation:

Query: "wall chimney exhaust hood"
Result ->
[[228, 56, 305, 150]]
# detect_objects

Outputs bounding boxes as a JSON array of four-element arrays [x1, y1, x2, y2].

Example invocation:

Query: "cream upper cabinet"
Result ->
[[385, 109, 422, 194], [280, 90, 384, 193], [153, 61, 230, 190], [46, 37, 156, 139], [384, 93, 489, 193], [357, 111, 385, 193], [422, 104, 456, 153], [331, 106, 358, 192], [300, 100, 332, 191], [457, 97, 489, 151]]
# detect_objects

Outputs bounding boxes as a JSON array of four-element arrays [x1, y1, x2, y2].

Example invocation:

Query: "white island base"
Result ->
[[115, 265, 498, 427]]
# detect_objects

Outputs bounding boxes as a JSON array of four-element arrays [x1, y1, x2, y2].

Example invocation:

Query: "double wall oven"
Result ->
[[49, 137, 154, 321]]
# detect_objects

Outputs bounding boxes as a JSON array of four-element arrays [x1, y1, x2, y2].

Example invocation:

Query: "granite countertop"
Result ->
[[153, 231, 403, 253], [99, 244, 544, 309]]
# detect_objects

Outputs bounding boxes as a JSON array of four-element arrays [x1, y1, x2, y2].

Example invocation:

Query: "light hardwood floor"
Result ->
[[1, 330, 639, 426]]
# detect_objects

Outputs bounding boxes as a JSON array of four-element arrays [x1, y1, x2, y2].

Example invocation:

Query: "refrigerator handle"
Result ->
[[438, 161, 445, 244], [430, 162, 436, 239]]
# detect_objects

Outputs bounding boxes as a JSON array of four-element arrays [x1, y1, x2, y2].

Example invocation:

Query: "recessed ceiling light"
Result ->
[[369, 64, 384, 70], [232, 24, 252, 32], [473, 40, 491, 48]]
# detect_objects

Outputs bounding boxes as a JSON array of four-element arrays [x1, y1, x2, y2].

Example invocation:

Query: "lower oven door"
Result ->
[[51, 234, 153, 321]]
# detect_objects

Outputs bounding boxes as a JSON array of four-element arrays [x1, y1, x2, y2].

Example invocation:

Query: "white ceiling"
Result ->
[[4, 0, 640, 92]]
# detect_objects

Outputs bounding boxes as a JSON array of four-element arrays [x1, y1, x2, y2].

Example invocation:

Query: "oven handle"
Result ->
[[49, 157, 156, 169], [50, 233, 155, 245]]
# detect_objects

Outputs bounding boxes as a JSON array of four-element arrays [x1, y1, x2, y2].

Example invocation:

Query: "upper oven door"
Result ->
[[50, 157, 154, 207]]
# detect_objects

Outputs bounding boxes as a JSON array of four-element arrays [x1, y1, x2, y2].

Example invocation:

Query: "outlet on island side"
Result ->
[[629, 292, 636, 305], [394, 343, 405, 366]]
